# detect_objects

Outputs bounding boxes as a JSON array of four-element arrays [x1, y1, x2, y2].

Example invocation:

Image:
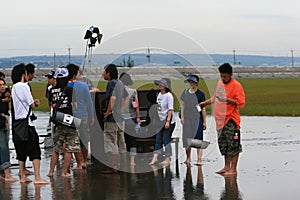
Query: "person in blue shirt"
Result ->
[[66, 64, 95, 169]]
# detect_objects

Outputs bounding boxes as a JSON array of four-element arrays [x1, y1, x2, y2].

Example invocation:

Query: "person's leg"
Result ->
[[62, 152, 73, 177], [72, 151, 83, 170], [4, 168, 17, 182], [63, 127, 81, 172], [160, 123, 175, 165], [101, 122, 119, 174], [216, 155, 231, 174], [81, 146, 89, 168], [185, 147, 191, 164], [47, 151, 59, 177], [19, 161, 32, 183], [149, 130, 163, 165], [224, 154, 239, 176], [26, 126, 49, 184], [0, 130, 17, 182], [78, 117, 89, 168], [196, 149, 203, 165], [32, 159, 50, 184]]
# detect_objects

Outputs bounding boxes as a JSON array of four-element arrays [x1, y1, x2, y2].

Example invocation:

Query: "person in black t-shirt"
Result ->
[[47, 68, 80, 178]]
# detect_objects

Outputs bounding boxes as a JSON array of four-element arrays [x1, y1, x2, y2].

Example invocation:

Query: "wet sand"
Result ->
[[1, 113, 300, 199]]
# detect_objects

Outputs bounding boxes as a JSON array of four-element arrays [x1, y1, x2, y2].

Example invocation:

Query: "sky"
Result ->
[[0, 0, 300, 58]]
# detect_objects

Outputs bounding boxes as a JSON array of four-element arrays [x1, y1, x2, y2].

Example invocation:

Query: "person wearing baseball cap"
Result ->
[[54, 68, 69, 78], [47, 67, 81, 177], [180, 74, 207, 166], [149, 77, 176, 166], [45, 71, 56, 107]]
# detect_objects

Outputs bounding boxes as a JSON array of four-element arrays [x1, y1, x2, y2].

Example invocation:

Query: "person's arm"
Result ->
[[180, 100, 185, 124], [134, 93, 141, 123], [202, 107, 207, 130], [104, 96, 114, 119], [200, 96, 214, 108], [2, 91, 11, 103], [165, 93, 174, 129], [84, 84, 95, 125]]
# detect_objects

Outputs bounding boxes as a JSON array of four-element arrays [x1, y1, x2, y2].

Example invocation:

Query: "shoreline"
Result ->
[[1, 66, 300, 83]]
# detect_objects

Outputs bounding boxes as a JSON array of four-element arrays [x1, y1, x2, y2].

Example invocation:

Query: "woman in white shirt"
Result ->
[[149, 78, 176, 166]]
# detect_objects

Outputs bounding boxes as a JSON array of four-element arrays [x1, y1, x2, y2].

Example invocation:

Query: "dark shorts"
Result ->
[[217, 119, 242, 156], [14, 126, 41, 162]]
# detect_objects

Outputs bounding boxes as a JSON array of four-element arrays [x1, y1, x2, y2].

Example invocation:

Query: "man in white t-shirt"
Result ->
[[11, 63, 50, 184]]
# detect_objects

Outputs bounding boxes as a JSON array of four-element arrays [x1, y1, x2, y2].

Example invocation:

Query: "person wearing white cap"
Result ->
[[149, 78, 176, 166], [180, 75, 206, 166], [47, 67, 81, 177]]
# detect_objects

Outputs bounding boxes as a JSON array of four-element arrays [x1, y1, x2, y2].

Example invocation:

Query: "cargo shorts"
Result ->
[[53, 125, 80, 153], [217, 119, 242, 156]]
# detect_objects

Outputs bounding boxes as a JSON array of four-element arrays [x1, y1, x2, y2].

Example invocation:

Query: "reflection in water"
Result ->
[[152, 165, 175, 199], [0, 181, 13, 199], [219, 176, 243, 200], [184, 165, 209, 200]]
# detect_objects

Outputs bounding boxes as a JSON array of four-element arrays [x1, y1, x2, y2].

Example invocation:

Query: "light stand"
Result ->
[[82, 26, 103, 73]]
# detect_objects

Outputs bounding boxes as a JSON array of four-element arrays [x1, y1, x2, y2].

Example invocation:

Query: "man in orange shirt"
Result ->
[[201, 63, 245, 176]]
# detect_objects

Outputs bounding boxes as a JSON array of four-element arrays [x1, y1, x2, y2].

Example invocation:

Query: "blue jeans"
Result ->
[[154, 123, 176, 157], [0, 129, 10, 170]]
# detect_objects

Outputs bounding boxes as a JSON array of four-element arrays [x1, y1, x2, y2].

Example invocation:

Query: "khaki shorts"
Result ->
[[217, 119, 242, 156], [54, 125, 80, 153], [104, 121, 125, 153]]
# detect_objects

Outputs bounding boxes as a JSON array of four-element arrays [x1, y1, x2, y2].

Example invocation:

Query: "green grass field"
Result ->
[[28, 78, 300, 116]]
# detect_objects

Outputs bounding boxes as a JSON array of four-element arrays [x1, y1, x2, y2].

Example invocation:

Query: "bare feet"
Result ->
[[184, 159, 190, 164], [25, 169, 34, 175], [62, 173, 73, 178], [47, 172, 54, 177], [195, 161, 203, 166], [215, 168, 229, 174], [223, 170, 237, 176], [19, 169, 34, 176], [5, 176, 18, 182], [149, 159, 158, 165], [72, 166, 84, 171], [20, 177, 33, 183], [34, 178, 51, 185], [159, 160, 170, 166]]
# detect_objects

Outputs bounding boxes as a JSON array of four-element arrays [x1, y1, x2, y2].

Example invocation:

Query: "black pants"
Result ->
[[14, 126, 41, 162]]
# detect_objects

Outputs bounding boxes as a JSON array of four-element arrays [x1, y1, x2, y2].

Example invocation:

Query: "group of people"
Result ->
[[0, 62, 245, 182]]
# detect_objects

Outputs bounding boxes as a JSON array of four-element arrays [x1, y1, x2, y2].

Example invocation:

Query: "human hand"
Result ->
[[180, 117, 184, 125], [34, 99, 40, 106], [104, 112, 111, 120], [165, 121, 170, 129]]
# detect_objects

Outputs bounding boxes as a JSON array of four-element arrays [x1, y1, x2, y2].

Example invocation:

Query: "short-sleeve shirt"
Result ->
[[180, 89, 206, 118], [49, 86, 73, 115], [122, 86, 137, 119], [0, 87, 10, 115], [157, 92, 175, 124], [105, 79, 129, 122], [213, 79, 245, 130], [11, 82, 34, 126]]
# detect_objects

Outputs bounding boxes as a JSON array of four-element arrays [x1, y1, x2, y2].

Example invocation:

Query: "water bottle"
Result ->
[[233, 132, 239, 140], [135, 122, 141, 134]]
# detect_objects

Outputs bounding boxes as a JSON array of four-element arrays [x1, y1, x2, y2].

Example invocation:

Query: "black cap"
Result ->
[[45, 71, 55, 78]]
